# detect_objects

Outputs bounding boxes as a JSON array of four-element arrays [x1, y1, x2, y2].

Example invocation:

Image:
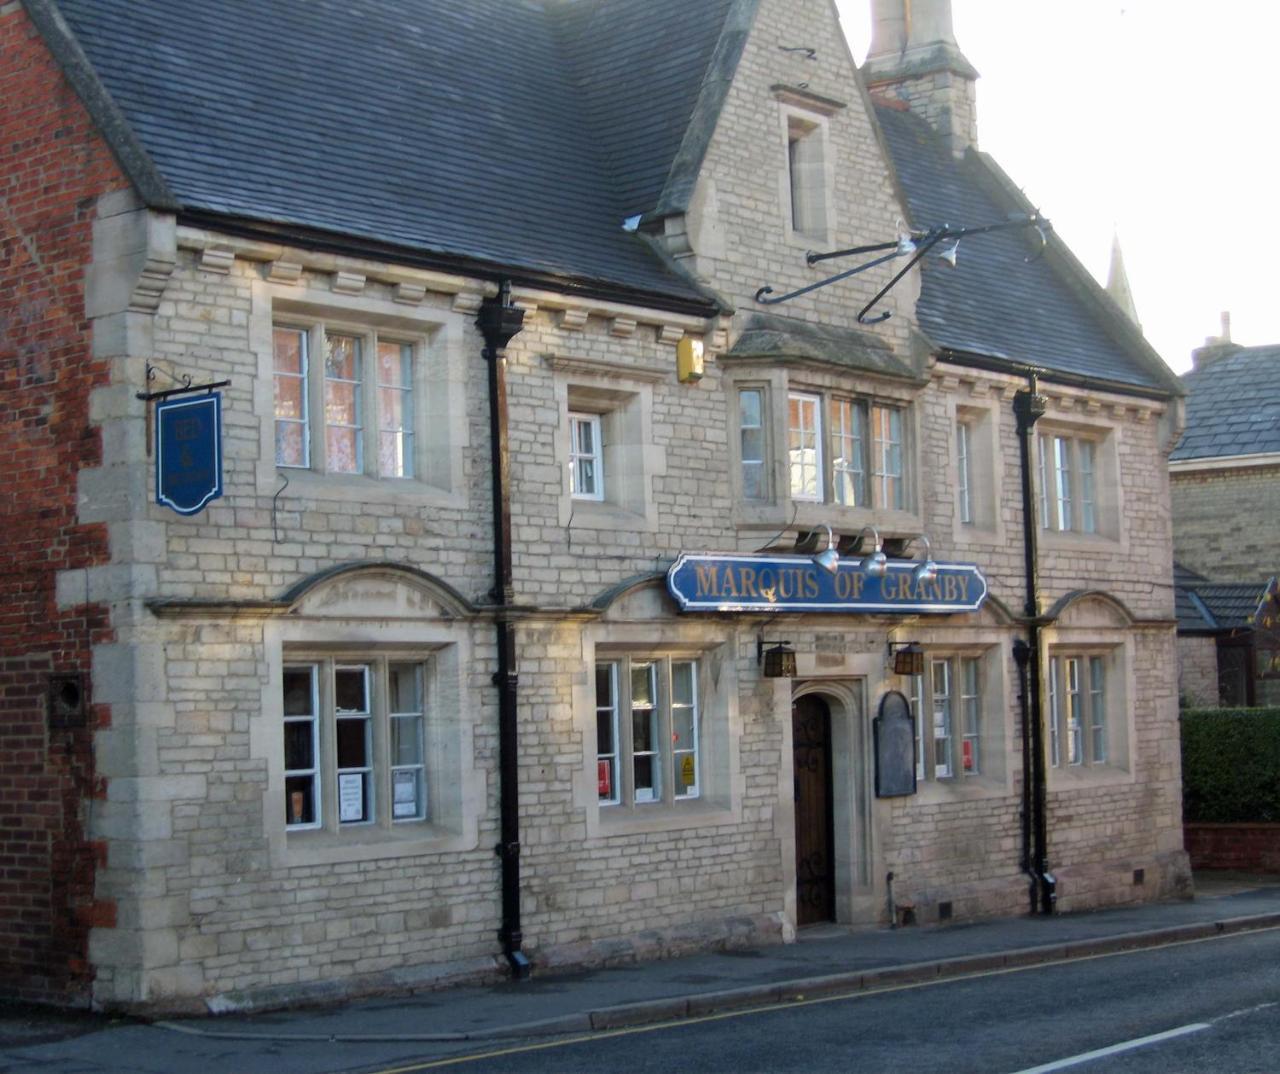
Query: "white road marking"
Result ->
[[1009, 1023, 1211, 1074]]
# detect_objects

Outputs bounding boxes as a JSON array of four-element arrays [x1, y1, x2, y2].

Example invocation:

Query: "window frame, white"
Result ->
[[272, 320, 421, 480], [594, 654, 702, 809], [738, 386, 769, 501], [1039, 433, 1100, 535], [909, 652, 985, 782], [957, 420, 973, 525], [774, 387, 908, 511], [569, 410, 605, 501], [788, 391, 824, 502], [284, 655, 432, 835], [1048, 651, 1109, 768]]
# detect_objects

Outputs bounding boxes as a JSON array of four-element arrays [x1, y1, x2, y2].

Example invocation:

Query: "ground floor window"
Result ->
[[908, 654, 983, 780], [284, 656, 428, 831], [596, 655, 700, 807], [1048, 653, 1108, 767]]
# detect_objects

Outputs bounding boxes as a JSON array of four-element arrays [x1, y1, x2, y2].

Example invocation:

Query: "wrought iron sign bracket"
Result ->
[[754, 212, 1052, 324], [136, 363, 230, 404], [137, 365, 231, 459]]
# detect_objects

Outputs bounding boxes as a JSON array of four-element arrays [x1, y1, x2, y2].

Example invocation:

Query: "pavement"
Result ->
[[4, 871, 1280, 1050]]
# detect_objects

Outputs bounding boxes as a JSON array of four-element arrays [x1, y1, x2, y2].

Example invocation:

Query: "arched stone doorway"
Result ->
[[792, 693, 835, 924], [790, 680, 872, 926]]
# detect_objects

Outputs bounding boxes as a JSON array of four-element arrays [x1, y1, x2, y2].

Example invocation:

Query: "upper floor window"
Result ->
[[957, 421, 973, 525], [1038, 433, 1097, 534], [739, 388, 768, 501], [273, 324, 417, 478], [787, 115, 828, 239], [784, 390, 905, 509], [569, 412, 604, 500], [596, 656, 700, 807], [1048, 654, 1108, 768]]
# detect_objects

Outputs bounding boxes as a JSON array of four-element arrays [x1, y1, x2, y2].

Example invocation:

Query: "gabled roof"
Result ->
[[873, 103, 1181, 397], [31, 0, 734, 313], [1170, 345, 1280, 461], [548, 0, 748, 221]]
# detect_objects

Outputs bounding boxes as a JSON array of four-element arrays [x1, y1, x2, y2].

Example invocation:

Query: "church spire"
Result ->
[[1105, 233, 1141, 330]]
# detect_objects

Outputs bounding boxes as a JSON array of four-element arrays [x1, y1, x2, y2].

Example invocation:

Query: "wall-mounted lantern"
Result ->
[[887, 641, 924, 677], [758, 636, 798, 678]]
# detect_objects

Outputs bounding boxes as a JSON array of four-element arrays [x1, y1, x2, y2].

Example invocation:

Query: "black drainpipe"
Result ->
[[476, 281, 531, 977], [1012, 376, 1055, 915]]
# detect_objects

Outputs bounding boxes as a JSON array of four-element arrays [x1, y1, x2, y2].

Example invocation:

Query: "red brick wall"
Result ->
[[1, 2, 129, 1003], [1185, 824, 1280, 874]]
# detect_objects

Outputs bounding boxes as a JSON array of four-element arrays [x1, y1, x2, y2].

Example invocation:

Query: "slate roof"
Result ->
[[39, 0, 733, 311], [1173, 562, 1275, 634], [1170, 345, 1280, 461], [874, 104, 1180, 396], [725, 312, 918, 381], [548, 0, 740, 219]]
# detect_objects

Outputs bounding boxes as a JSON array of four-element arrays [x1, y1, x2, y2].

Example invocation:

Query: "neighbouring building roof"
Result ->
[[1174, 563, 1275, 634], [874, 104, 1180, 396], [36, 0, 737, 311], [1170, 345, 1280, 461]]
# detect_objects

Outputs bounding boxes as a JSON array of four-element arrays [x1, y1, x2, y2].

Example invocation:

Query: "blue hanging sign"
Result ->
[[667, 553, 987, 614], [155, 393, 224, 515]]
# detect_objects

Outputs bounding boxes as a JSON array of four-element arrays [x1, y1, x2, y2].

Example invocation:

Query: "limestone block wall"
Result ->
[[1178, 636, 1219, 709], [1171, 464, 1280, 583], [675, 0, 918, 352], [1042, 627, 1190, 910]]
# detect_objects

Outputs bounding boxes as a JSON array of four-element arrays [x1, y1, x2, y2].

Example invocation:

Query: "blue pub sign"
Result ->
[[155, 393, 224, 515], [667, 553, 987, 614]]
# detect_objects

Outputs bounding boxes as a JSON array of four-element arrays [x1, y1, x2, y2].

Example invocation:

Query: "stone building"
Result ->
[[1, 0, 1189, 1012], [1171, 324, 1280, 706]]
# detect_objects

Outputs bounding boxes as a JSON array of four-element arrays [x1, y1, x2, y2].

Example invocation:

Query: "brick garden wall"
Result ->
[[0, 2, 126, 1002]]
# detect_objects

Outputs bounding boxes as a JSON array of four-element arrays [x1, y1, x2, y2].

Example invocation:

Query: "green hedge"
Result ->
[[1182, 708, 1280, 823]]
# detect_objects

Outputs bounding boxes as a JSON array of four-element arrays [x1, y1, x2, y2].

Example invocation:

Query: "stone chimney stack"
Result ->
[[862, 0, 979, 158], [1191, 311, 1240, 370]]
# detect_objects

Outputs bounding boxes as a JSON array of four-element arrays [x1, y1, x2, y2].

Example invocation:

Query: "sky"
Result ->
[[834, 0, 1278, 373]]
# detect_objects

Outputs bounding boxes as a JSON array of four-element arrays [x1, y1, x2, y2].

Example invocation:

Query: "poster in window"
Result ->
[[597, 760, 611, 797], [393, 770, 418, 818], [680, 754, 696, 787], [339, 772, 365, 822]]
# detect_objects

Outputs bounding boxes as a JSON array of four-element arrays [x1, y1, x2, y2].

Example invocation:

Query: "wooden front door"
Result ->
[[793, 694, 835, 925]]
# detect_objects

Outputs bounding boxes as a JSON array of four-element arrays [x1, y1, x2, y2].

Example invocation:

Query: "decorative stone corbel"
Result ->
[[394, 281, 427, 305], [560, 308, 589, 332], [452, 292, 484, 315], [658, 324, 685, 345], [85, 200, 178, 318], [199, 247, 235, 274], [609, 317, 637, 338], [332, 270, 366, 295], [266, 259, 303, 284]]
